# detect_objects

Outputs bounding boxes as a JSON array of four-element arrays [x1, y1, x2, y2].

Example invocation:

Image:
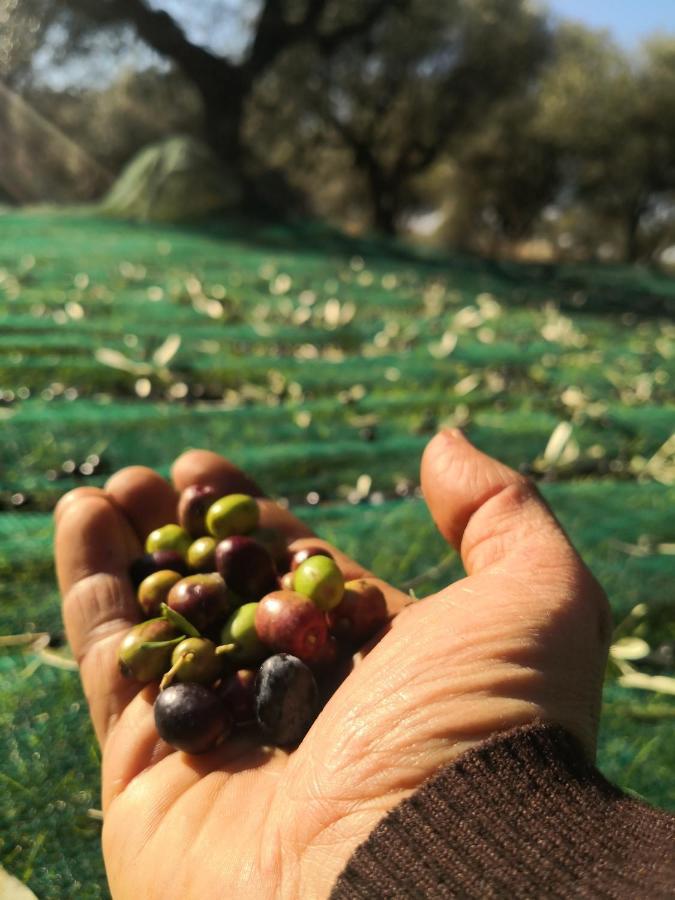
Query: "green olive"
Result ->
[[187, 536, 217, 572], [163, 637, 223, 687], [138, 569, 183, 617], [118, 618, 180, 681], [206, 494, 259, 539], [145, 524, 191, 557], [292, 555, 344, 611], [220, 602, 267, 666]]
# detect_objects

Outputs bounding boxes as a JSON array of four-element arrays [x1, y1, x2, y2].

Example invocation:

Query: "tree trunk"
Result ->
[[372, 191, 398, 234], [624, 202, 645, 263], [365, 165, 398, 235], [200, 84, 246, 175]]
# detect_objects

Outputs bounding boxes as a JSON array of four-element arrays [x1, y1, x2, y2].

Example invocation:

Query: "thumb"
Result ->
[[419, 429, 611, 755], [421, 428, 586, 579]]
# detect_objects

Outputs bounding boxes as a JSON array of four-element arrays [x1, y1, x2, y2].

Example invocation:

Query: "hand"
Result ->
[[55, 430, 610, 899]]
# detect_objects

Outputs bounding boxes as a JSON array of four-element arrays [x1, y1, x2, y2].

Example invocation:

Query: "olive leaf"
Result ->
[[610, 637, 651, 661], [139, 637, 185, 650], [160, 603, 200, 637], [617, 672, 675, 696], [152, 334, 181, 368], [95, 347, 152, 376]]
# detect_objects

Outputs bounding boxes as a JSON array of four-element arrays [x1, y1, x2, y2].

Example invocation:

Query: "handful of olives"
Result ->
[[118, 487, 388, 754]]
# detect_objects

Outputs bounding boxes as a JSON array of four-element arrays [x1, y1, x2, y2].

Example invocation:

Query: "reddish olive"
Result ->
[[326, 579, 388, 645], [178, 484, 219, 538], [167, 573, 231, 631], [255, 590, 327, 664]]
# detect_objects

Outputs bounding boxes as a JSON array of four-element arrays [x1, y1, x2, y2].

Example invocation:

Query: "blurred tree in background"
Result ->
[[0, 0, 57, 87], [1, 0, 675, 261], [535, 25, 675, 261], [53, 0, 403, 191], [259, 0, 551, 234]]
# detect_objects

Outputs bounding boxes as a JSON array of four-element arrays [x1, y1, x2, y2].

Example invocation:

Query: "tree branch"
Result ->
[[59, 0, 237, 87], [246, 0, 393, 81], [318, 0, 406, 55]]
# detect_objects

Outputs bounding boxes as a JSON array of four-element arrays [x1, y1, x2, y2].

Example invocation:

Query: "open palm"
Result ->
[[55, 430, 610, 899]]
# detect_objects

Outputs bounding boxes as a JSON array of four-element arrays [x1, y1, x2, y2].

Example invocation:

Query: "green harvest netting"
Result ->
[[0, 210, 674, 898]]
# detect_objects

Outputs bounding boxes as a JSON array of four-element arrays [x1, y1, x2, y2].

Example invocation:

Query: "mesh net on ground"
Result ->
[[1, 211, 674, 898]]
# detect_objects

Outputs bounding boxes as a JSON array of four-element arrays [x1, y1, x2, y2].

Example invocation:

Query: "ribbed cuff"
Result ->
[[331, 723, 675, 899]]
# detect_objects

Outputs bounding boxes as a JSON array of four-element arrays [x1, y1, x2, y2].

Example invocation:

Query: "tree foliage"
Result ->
[[287, 0, 552, 232], [2, 1, 675, 258]]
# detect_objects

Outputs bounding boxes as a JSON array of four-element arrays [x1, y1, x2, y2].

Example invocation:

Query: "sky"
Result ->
[[36, 0, 675, 90], [547, 0, 675, 47]]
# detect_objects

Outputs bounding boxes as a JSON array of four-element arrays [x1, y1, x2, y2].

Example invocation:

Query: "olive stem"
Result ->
[[214, 643, 237, 656], [159, 651, 194, 690]]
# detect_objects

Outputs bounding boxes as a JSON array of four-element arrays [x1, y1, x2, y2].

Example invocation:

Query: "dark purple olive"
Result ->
[[255, 590, 327, 663], [118, 618, 180, 681], [167, 573, 231, 631], [129, 551, 188, 588], [178, 484, 219, 538], [326, 579, 388, 645], [154, 683, 232, 754], [255, 654, 318, 746], [215, 536, 277, 600], [290, 545, 334, 572], [217, 669, 257, 724]]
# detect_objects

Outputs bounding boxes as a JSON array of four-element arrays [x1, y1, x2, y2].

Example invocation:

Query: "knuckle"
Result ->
[[64, 573, 138, 664]]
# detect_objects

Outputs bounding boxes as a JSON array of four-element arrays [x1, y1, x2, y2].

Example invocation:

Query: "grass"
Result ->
[[0, 209, 673, 898]]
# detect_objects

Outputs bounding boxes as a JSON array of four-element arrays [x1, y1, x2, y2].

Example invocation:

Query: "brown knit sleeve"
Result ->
[[330, 723, 675, 899]]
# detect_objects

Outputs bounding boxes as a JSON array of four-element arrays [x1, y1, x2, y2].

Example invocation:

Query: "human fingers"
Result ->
[[172, 449, 409, 614], [421, 429, 606, 599], [171, 449, 313, 541], [55, 491, 143, 745], [105, 466, 178, 542], [419, 428, 611, 752]]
